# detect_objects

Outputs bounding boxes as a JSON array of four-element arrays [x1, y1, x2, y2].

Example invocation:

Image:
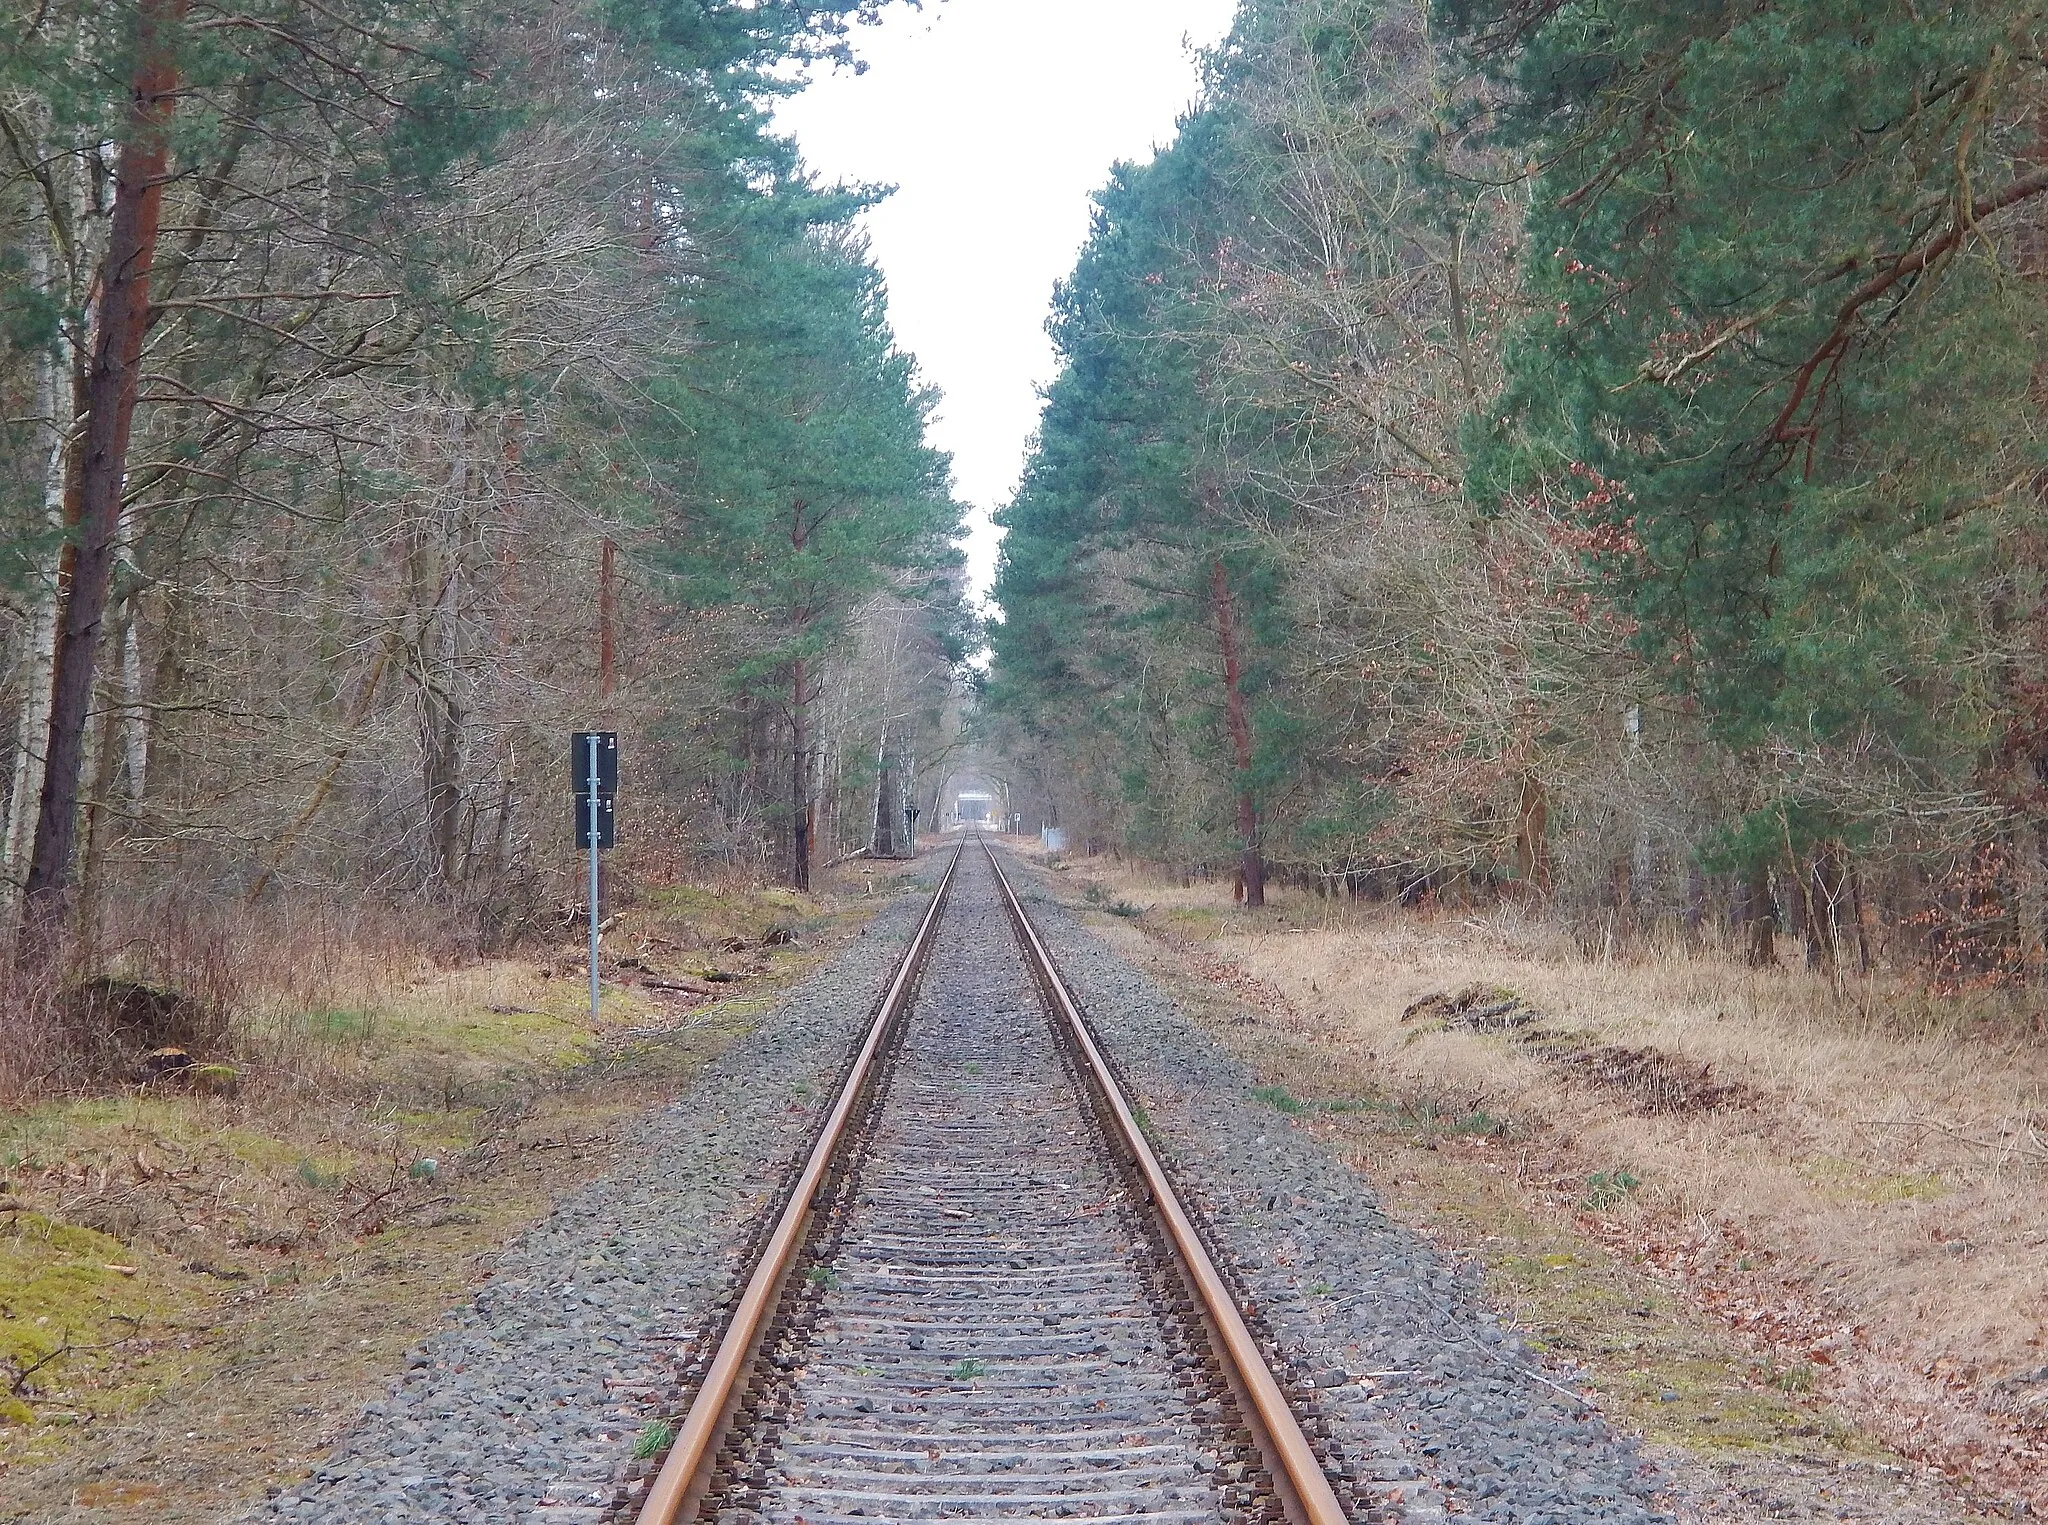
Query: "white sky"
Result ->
[[773, 0, 1239, 603]]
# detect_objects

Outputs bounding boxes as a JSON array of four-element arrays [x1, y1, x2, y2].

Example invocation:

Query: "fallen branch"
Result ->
[[1855, 1115, 2048, 1165]]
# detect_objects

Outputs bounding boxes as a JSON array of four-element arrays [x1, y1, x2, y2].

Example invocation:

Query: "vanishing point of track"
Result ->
[[621, 836, 1353, 1525]]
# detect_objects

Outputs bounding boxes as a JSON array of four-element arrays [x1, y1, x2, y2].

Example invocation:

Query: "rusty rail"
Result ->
[[633, 840, 963, 1525], [633, 831, 1347, 1525], [981, 837, 1352, 1525]]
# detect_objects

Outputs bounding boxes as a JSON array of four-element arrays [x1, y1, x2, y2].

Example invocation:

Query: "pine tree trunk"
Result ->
[[1209, 556, 1263, 907], [1746, 859, 1777, 967], [18, 0, 185, 971], [790, 653, 812, 890]]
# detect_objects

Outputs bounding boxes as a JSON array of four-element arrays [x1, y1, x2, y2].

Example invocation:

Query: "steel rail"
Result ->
[[633, 840, 965, 1525], [981, 836, 1351, 1525]]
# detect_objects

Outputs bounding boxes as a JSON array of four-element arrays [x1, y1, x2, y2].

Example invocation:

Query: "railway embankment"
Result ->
[[5, 839, 2009, 1524]]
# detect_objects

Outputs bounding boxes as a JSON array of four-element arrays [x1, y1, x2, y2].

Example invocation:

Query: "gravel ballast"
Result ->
[[237, 883, 932, 1525]]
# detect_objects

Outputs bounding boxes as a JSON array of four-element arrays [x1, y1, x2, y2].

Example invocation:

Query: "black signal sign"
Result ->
[[570, 731, 618, 795], [575, 792, 616, 849]]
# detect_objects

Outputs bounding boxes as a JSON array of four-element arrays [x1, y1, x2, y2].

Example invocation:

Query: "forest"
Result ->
[[10, 0, 2048, 1064], [0, 0, 969, 1079], [988, 0, 2048, 983]]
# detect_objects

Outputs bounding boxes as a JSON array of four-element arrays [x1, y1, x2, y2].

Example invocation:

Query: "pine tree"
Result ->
[[991, 130, 1304, 901], [653, 183, 962, 888], [1446, 0, 2048, 936]]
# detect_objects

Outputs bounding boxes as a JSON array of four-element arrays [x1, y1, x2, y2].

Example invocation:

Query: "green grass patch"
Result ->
[[303, 1007, 376, 1044], [294, 1158, 346, 1191], [633, 1420, 675, 1460], [1250, 1083, 1510, 1139], [1581, 1169, 1642, 1210], [1251, 1083, 1315, 1115]]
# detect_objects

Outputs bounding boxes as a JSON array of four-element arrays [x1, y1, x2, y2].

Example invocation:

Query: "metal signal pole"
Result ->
[[587, 731, 601, 1026]]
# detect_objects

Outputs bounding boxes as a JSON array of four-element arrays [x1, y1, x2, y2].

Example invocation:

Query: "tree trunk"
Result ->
[[4, 229, 75, 903], [1807, 843, 1845, 971], [414, 416, 474, 888], [422, 681, 463, 886], [1209, 556, 1263, 907], [790, 653, 812, 890], [787, 499, 814, 890], [1746, 859, 1777, 967], [903, 743, 918, 853], [18, 0, 185, 970], [1851, 865, 1874, 974], [1684, 861, 1708, 944], [119, 611, 148, 809], [1512, 774, 1550, 895], [75, 665, 123, 963], [873, 751, 900, 858], [5, 590, 59, 894], [598, 537, 616, 705]]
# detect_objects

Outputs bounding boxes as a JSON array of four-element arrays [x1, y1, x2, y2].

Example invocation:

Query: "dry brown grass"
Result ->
[[1046, 853, 2048, 1507]]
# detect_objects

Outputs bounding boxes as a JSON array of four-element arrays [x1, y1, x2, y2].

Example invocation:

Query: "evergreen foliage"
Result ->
[[652, 177, 964, 884], [991, 117, 1308, 896], [1450, 0, 2048, 865], [989, 0, 2048, 973]]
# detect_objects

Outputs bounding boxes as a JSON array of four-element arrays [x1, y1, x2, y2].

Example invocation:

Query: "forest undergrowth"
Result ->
[[0, 853, 920, 1514], [1040, 849, 2048, 1516]]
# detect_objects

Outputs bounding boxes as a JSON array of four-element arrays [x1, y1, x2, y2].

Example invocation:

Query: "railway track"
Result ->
[[619, 836, 1354, 1525]]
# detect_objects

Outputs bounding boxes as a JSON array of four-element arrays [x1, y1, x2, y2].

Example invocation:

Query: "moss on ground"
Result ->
[[0, 1210, 193, 1436], [1435, 1170, 1836, 1451]]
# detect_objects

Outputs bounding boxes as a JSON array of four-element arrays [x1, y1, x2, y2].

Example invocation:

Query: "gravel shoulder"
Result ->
[[1000, 852, 2001, 1525]]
